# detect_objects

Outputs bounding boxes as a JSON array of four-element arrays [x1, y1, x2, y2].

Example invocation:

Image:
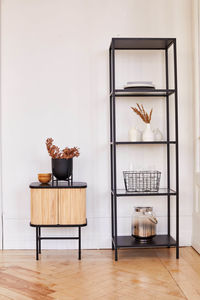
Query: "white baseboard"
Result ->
[[3, 215, 192, 249], [192, 240, 200, 254]]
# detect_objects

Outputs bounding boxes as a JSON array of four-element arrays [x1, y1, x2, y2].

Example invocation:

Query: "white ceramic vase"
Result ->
[[154, 128, 163, 141], [142, 124, 154, 141], [129, 127, 141, 142]]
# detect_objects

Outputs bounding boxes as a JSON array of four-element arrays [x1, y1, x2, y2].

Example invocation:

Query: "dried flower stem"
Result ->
[[131, 104, 153, 124]]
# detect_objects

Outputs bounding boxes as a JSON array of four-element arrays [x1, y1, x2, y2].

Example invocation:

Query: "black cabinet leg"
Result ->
[[78, 227, 81, 260], [36, 227, 39, 260], [176, 244, 179, 259], [39, 227, 41, 254], [33, 225, 85, 261], [115, 247, 118, 261]]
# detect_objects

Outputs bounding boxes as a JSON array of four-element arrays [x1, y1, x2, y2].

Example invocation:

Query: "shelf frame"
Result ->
[[109, 38, 179, 261], [111, 188, 176, 197], [112, 235, 176, 249], [110, 89, 175, 97], [112, 141, 176, 145], [109, 38, 175, 50]]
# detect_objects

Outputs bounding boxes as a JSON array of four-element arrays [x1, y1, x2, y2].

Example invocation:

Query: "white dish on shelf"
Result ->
[[124, 81, 155, 89]]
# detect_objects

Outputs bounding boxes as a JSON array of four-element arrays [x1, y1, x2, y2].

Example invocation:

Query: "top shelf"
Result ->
[[110, 89, 175, 97], [110, 38, 175, 50]]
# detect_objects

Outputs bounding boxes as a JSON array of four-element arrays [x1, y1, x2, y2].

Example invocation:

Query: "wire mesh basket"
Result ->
[[123, 170, 161, 192]]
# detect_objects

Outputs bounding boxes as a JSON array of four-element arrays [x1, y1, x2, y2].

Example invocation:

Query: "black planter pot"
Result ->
[[52, 158, 73, 181]]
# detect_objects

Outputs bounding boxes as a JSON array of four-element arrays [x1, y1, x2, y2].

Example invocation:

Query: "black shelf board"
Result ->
[[113, 141, 176, 145], [110, 38, 175, 50], [112, 188, 176, 197], [114, 235, 176, 248], [110, 89, 175, 97]]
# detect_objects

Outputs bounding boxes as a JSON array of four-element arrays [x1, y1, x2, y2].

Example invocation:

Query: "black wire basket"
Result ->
[[123, 170, 161, 192]]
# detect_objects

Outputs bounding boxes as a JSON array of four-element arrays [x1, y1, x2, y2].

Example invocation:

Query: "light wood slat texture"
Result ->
[[0, 248, 199, 299], [31, 189, 59, 225], [59, 188, 86, 224]]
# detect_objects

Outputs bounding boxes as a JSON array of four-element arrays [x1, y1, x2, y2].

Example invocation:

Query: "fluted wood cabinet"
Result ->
[[59, 189, 86, 225], [30, 182, 87, 225], [31, 189, 58, 225]]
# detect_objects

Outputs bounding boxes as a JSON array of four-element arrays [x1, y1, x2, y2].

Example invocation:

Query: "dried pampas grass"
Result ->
[[131, 103, 153, 124]]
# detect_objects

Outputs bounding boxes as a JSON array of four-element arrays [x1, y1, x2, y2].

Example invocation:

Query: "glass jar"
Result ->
[[132, 207, 158, 240]]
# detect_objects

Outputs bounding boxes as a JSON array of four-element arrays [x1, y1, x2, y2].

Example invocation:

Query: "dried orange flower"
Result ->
[[46, 138, 80, 159]]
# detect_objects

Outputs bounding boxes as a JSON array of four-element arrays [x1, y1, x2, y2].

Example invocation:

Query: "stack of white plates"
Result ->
[[124, 81, 155, 89]]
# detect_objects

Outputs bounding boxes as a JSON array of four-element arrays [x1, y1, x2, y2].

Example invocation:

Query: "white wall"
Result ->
[[192, 0, 200, 253], [1, 0, 194, 249], [0, 0, 2, 249]]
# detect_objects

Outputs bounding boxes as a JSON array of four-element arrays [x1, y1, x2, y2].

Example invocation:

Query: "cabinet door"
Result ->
[[31, 189, 58, 225], [59, 189, 86, 225]]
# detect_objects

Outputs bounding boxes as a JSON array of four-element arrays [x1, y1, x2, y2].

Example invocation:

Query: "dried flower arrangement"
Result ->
[[131, 103, 153, 124], [46, 138, 80, 159]]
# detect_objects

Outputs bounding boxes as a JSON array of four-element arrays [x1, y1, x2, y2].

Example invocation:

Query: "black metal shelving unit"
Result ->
[[109, 38, 179, 261]]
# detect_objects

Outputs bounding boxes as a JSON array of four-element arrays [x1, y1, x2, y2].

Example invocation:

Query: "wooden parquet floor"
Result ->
[[0, 247, 199, 299]]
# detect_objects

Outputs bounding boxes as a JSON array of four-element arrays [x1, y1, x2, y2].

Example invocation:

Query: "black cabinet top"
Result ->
[[30, 182, 87, 189]]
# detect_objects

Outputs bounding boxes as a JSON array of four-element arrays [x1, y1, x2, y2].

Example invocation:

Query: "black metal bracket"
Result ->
[[30, 221, 87, 261], [51, 175, 73, 186]]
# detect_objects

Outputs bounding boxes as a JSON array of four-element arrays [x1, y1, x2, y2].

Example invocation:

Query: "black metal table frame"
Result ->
[[30, 222, 87, 260]]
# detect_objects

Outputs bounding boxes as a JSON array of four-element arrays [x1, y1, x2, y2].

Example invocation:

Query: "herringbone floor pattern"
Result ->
[[0, 247, 199, 299]]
